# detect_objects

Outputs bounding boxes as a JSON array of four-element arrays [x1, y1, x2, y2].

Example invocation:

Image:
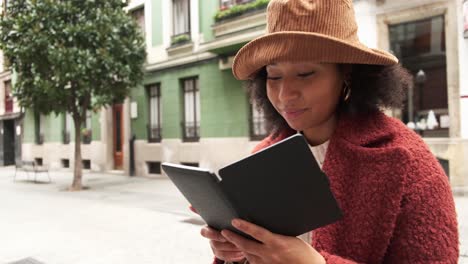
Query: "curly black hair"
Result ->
[[245, 63, 413, 138]]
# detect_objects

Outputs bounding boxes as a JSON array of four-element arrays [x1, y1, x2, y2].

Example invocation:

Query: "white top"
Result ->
[[297, 138, 330, 244], [309, 140, 329, 170]]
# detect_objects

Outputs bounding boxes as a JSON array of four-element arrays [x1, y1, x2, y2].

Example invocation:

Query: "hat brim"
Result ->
[[232, 31, 398, 80]]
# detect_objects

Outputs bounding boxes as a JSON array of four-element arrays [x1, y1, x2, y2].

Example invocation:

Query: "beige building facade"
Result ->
[[357, 0, 467, 188]]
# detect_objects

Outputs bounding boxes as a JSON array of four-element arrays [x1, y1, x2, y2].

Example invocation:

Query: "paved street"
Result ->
[[0, 166, 466, 264], [0, 167, 213, 264], [459, 195, 468, 264]]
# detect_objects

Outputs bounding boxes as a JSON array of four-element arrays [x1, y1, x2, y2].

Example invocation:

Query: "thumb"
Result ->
[[189, 205, 198, 214]]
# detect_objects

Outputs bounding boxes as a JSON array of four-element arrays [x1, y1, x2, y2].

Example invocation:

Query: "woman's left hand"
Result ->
[[221, 219, 326, 264]]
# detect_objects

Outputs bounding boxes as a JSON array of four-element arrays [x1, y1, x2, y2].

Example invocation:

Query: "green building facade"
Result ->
[[20, 0, 269, 175], [129, 0, 268, 176]]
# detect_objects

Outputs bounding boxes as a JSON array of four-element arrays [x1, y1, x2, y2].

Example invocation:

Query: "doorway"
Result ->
[[3, 120, 15, 166], [113, 104, 124, 170], [389, 15, 448, 137]]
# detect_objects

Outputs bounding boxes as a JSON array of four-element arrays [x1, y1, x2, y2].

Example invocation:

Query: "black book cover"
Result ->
[[159, 164, 251, 238], [161, 134, 342, 239]]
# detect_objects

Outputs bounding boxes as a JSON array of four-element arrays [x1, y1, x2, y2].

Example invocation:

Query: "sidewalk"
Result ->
[[458, 196, 468, 264], [0, 167, 213, 264], [0, 166, 467, 263]]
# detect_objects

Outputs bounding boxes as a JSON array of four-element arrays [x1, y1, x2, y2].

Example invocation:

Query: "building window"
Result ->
[[172, 0, 190, 44], [82, 111, 92, 144], [34, 113, 44, 145], [389, 16, 448, 137], [130, 7, 145, 36], [62, 113, 72, 144], [61, 159, 70, 168], [220, 0, 255, 10], [250, 103, 267, 140], [82, 159, 91, 170], [182, 77, 200, 142], [147, 83, 162, 142], [4, 80, 12, 113], [147, 161, 161, 174], [34, 157, 43, 166]]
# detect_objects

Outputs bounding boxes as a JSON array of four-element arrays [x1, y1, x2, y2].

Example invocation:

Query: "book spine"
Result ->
[[211, 172, 241, 219]]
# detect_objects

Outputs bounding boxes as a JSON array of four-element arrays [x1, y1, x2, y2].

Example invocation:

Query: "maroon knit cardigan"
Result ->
[[214, 111, 459, 264]]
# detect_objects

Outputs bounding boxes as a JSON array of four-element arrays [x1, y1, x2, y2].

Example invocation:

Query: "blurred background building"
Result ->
[[0, 0, 22, 167], [3, 0, 467, 188]]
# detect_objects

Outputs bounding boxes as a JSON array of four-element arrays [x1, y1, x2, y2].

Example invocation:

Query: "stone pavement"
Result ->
[[0, 166, 466, 264], [458, 195, 468, 264], [0, 167, 213, 264]]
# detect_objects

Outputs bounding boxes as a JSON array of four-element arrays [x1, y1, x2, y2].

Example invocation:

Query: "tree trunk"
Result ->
[[71, 117, 83, 191]]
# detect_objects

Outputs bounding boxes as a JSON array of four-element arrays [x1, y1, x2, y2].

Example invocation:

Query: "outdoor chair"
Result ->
[[14, 160, 51, 183]]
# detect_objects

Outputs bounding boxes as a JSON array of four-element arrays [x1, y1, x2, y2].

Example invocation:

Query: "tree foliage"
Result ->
[[0, 0, 146, 190], [0, 0, 146, 116]]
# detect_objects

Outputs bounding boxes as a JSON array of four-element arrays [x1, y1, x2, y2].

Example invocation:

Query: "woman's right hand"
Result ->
[[201, 226, 246, 262]]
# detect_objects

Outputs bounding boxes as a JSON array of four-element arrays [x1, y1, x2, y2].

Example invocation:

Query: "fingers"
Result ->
[[244, 253, 261, 264], [189, 205, 198, 214], [201, 226, 245, 262], [210, 240, 246, 262], [221, 229, 264, 256], [231, 218, 273, 244], [214, 250, 246, 262], [210, 240, 240, 251], [201, 226, 226, 242]]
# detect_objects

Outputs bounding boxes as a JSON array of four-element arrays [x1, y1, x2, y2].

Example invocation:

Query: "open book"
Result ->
[[161, 134, 342, 239]]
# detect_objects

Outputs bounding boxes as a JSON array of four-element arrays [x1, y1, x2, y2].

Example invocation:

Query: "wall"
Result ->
[[132, 60, 249, 140], [373, 0, 467, 187], [133, 58, 256, 176]]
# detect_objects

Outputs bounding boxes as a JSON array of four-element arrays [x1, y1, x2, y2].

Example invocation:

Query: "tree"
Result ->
[[0, 0, 146, 190]]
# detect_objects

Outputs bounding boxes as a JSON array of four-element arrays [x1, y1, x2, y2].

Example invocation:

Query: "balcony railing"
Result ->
[[250, 118, 267, 141], [82, 129, 92, 144], [214, 0, 268, 23], [182, 122, 200, 142], [147, 124, 162, 143], [62, 131, 70, 144], [167, 32, 194, 56], [207, 0, 267, 48], [36, 133, 44, 145], [170, 32, 191, 46]]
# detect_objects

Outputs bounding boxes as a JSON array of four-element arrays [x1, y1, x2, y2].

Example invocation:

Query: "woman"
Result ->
[[200, 0, 459, 263]]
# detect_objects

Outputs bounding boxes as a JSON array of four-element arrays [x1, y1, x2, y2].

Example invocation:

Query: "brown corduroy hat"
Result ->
[[232, 0, 398, 80]]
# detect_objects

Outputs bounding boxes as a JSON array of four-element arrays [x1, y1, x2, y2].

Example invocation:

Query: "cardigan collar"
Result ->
[[331, 111, 398, 147], [276, 111, 398, 148]]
